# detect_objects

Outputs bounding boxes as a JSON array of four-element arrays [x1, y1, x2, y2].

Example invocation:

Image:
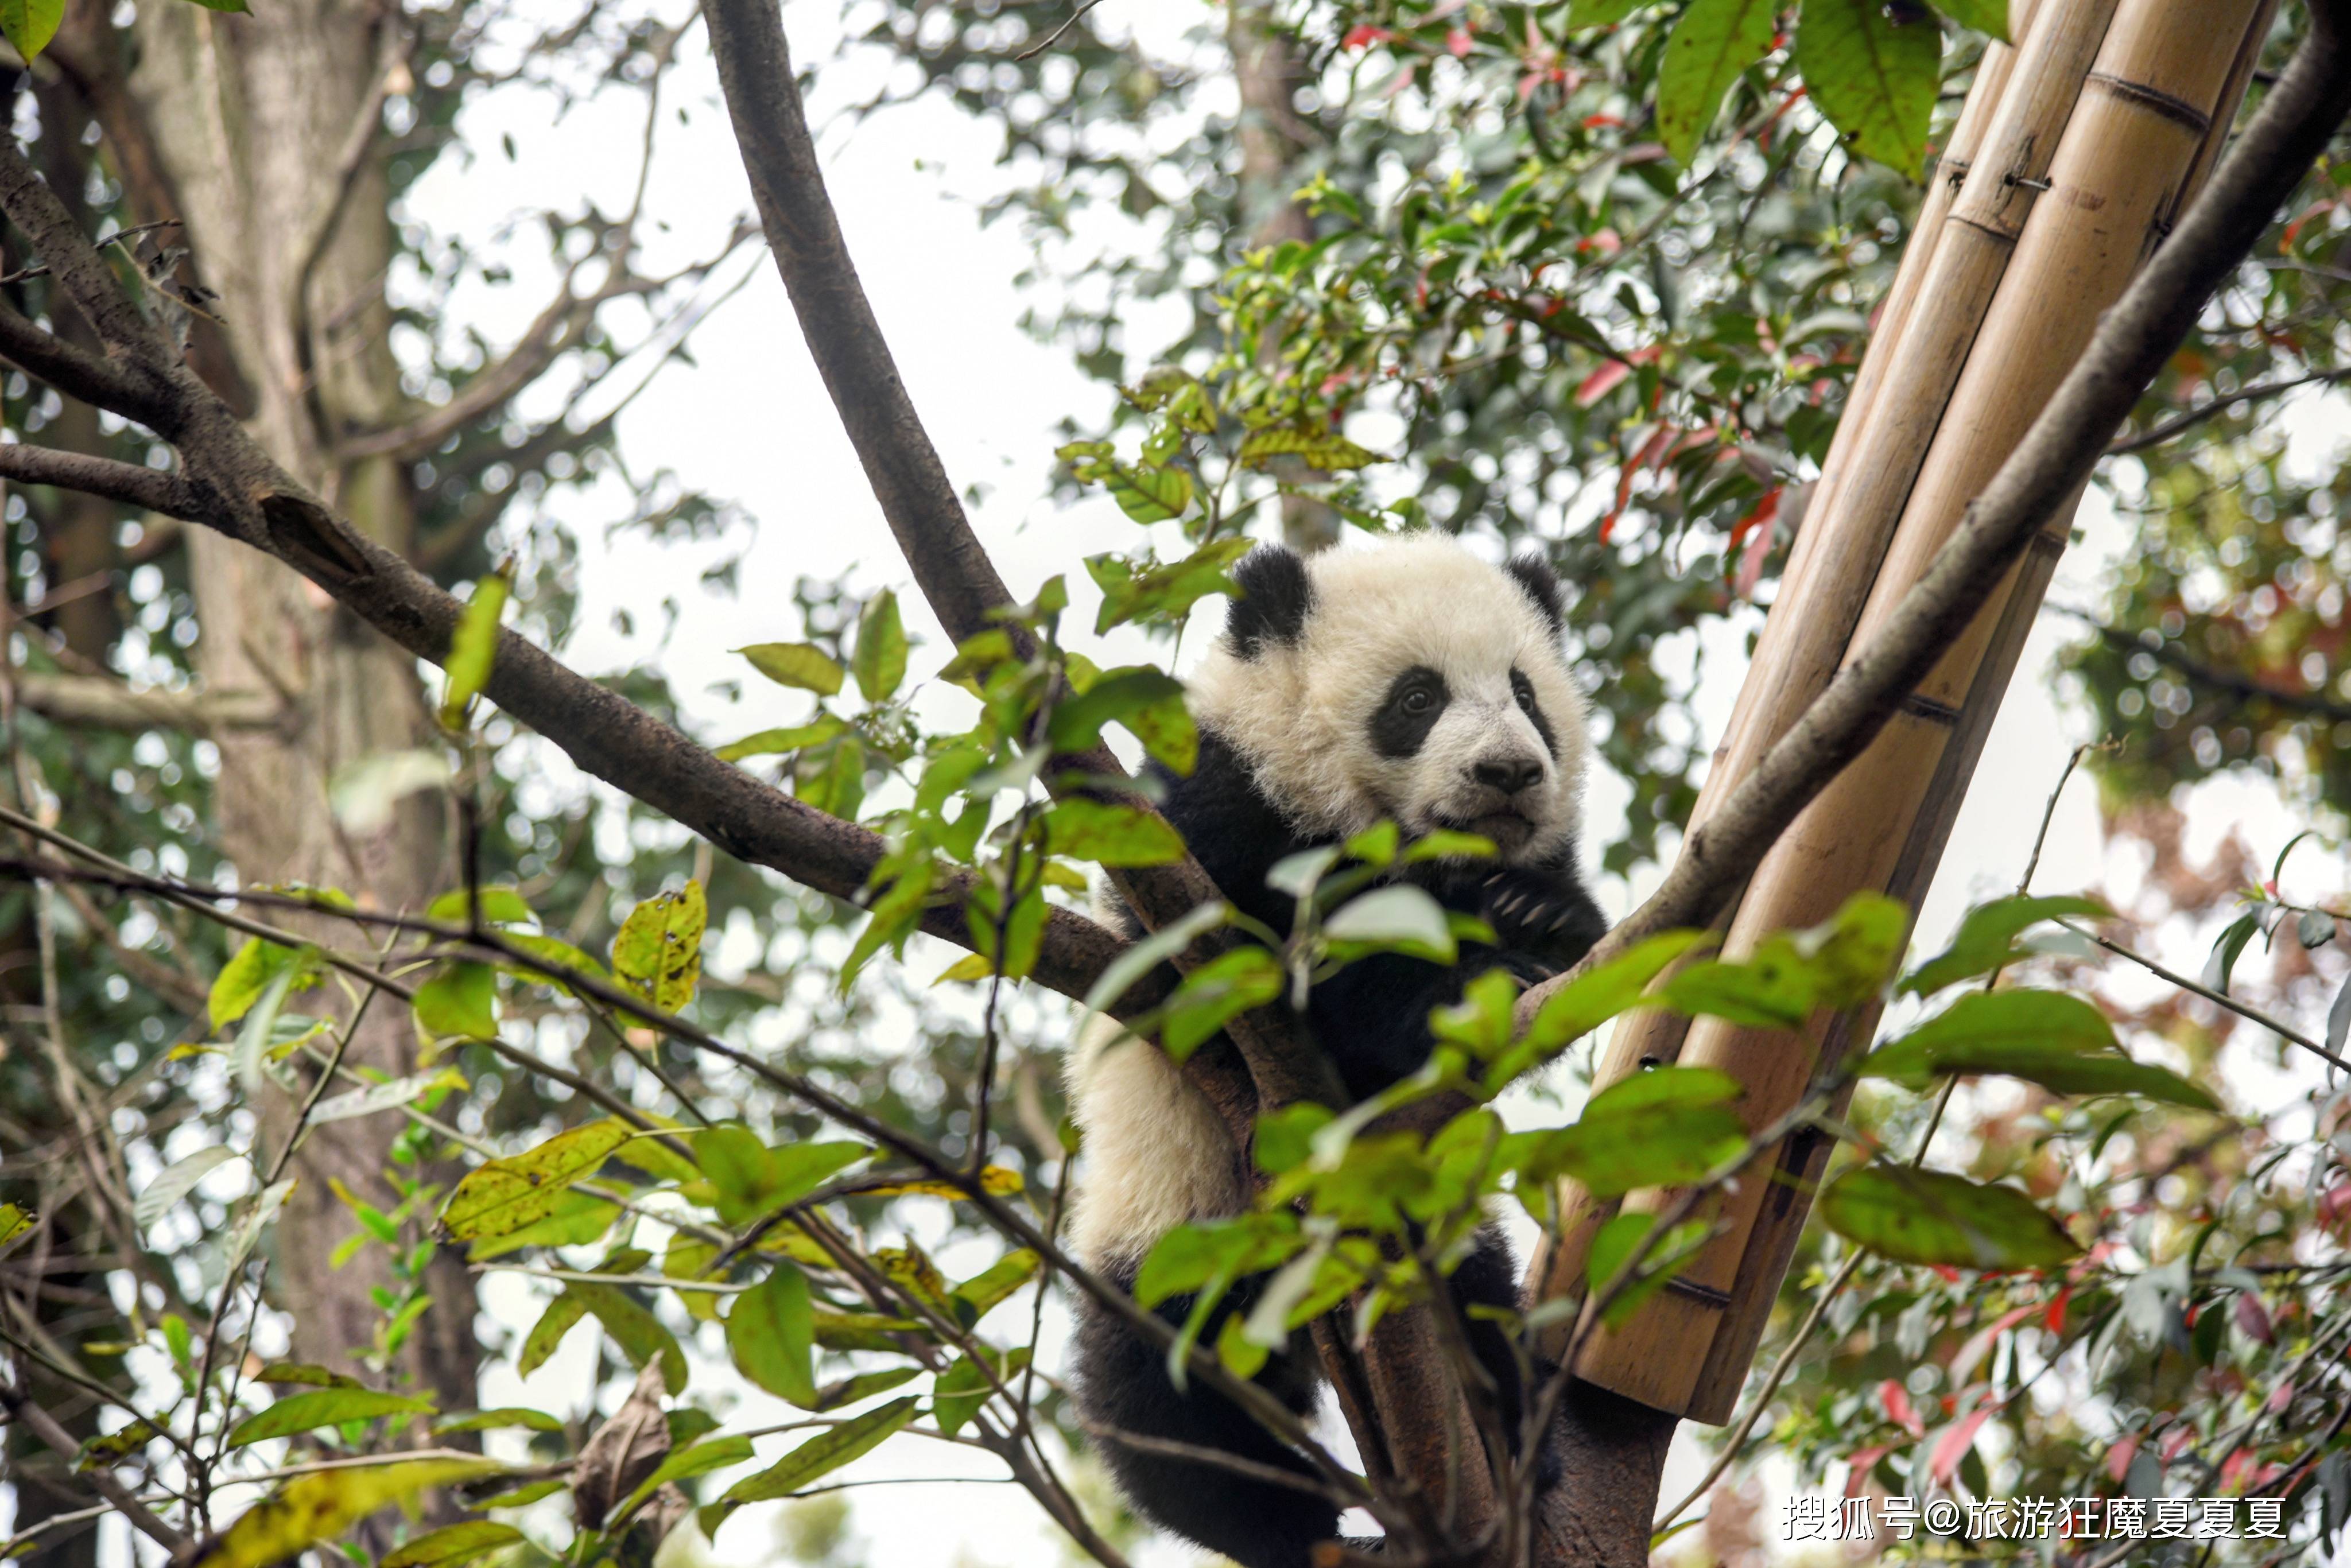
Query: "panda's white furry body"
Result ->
[[1065, 537, 1607, 1568]]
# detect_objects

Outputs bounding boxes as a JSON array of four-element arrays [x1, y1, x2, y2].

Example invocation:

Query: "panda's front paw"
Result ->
[[1479, 870, 1601, 957]]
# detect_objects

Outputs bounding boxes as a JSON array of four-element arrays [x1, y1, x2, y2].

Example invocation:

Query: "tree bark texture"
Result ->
[[60, 0, 478, 1419]]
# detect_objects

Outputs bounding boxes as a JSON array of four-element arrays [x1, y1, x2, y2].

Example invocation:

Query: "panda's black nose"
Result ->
[[1472, 756, 1545, 795]]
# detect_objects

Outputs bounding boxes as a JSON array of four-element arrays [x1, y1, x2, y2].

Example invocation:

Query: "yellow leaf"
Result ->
[[438, 1121, 631, 1241], [860, 1167, 1025, 1199], [192, 1459, 501, 1568], [932, 953, 996, 986]]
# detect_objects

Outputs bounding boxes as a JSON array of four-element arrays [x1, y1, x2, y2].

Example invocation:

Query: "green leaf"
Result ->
[[1236, 423, 1384, 471], [1085, 537, 1256, 634], [1797, 0, 1943, 173], [381, 1522, 525, 1568], [1046, 667, 1187, 758], [611, 883, 705, 1013], [851, 589, 909, 703], [413, 962, 498, 1042], [0, 1204, 28, 1255], [228, 1388, 434, 1449], [715, 717, 846, 762], [328, 749, 453, 835], [728, 1265, 817, 1408], [1863, 990, 2217, 1109], [1507, 929, 1713, 1072], [432, 1407, 564, 1435], [736, 642, 845, 696], [233, 956, 309, 1099], [951, 1251, 1041, 1325], [933, 1346, 1029, 1437], [494, 933, 611, 998], [613, 1434, 757, 1527], [1657, 0, 1778, 164], [569, 1281, 689, 1393], [516, 1292, 588, 1379], [1933, 0, 2008, 40], [1161, 947, 1286, 1062], [190, 1459, 503, 1568], [1568, 0, 1653, 25], [180, 0, 251, 14], [1133, 1214, 1300, 1309], [717, 1398, 918, 1505], [1818, 1166, 2081, 1270], [464, 1191, 618, 1263], [440, 568, 511, 729], [1584, 1212, 1714, 1328], [699, 1130, 868, 1227], [0, 0, 61, 71], [1322, 884, 1456, 962], [2203, 912, 2260, 997], [1043, 798, 1187, 867], [1902, 894, 2112, 995], [209, 937, 305, 1033], [1522, 1068, 1748, 1196], [1079, 901, 1228, 1016], [424, 887, 534, 927], [135, 1146, 242, 1231], [439, 1120, 632, 1240]]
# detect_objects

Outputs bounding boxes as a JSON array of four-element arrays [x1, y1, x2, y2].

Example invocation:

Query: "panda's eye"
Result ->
[[1400, 686, 1434, 716], [1511, 672, 1538, 713]]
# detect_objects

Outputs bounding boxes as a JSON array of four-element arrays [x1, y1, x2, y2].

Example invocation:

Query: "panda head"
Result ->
[[1187, 535, 1592, 865]]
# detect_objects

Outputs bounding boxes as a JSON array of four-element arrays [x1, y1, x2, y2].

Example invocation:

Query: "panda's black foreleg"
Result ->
[[1072, 1288, 1341, 1568]]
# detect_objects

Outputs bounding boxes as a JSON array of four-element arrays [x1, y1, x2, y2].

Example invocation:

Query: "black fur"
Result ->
[[1504, 554, 1567, 635], [1227, 545, 1317, 658], [1370, 665, 1449, 758], [1510, 668, 1560, 759], [1074, 728, 1604, 1568]]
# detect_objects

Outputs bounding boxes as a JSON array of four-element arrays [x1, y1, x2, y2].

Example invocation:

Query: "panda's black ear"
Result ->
[[1226, 545, 1315, 658], [1505, 555, 1566, 636]]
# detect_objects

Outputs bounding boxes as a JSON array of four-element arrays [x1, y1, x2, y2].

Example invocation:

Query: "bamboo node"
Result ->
[[1897, 692, 1963, 725], [2085, 70, 2212, 134], [1665, 1278, 1733, 1309]]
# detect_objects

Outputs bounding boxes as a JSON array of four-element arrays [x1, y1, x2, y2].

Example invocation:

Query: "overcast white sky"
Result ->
[[54, 1, 2351, 1563]]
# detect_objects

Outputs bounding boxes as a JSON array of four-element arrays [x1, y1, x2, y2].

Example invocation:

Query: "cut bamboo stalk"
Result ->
[[1564, 0, 2272, 1422], [1809, 0, 2040, 534], [1533, 0, 2106, 1345], [1679, 5, 2276, 1419]]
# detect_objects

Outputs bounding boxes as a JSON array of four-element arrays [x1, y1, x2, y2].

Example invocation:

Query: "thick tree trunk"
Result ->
[[60, 0, 479, 1417]]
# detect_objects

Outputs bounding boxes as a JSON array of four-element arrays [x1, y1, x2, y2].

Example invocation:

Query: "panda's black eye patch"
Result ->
[[1372, 666, 1449, 757], [1511, 666, 1559, 758]]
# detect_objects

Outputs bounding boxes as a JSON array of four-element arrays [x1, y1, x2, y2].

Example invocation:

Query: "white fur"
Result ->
[[1065, 535, 1592, 1266], [1189, 535, 1590, 863]]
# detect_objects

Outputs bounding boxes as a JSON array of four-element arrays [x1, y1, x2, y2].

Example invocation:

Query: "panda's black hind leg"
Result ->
[[1449, 1222, 1558, 1487], [1072, 1287, 1341, 1568]]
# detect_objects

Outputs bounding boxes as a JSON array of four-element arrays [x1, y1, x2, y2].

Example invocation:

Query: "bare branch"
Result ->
[[13, 673, 280, 732], [0, 441, 202, 518], [0, 300, 173, 429], [2053, 603, 2351, 722], [2107, 364, 2351, 454], [1516, 5, 2351, 1030], [0, 149, 174, 371], [0, 1383, 190, 1555]]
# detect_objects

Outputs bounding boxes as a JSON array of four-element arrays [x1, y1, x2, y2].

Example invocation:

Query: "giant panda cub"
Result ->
[[1065, 534, 1607, 1568]]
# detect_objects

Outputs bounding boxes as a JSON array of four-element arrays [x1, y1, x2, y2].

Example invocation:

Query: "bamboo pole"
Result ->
[[1559, 0, 2274, 1422], [1532, 0, 2100, 1342]]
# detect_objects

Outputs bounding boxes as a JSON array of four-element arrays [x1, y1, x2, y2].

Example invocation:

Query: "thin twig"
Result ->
[[1015, 0, 1106, 60]]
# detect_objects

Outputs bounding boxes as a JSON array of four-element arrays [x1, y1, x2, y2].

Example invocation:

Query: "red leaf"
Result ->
[[2159, 1425, 2196, 1461], [2232, 1293, 2272, 1344], [1342, 24, 1390, 49], [1843, 1445, 1891, 1498], [2104, 1434, 2139, 1482], [1950, 1304, 2038, 1388], [1879, 1379, 1924, 1439], [1575, 359, 1631, 407], [1929, 1406, 1993, 1485], [2043, 1287, 2071, 1336], [1447, 27, 1472, 57]]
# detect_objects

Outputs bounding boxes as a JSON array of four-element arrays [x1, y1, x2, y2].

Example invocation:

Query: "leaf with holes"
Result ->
[[1236, 424, 1383, 471], [611, 883, 705, 1013]]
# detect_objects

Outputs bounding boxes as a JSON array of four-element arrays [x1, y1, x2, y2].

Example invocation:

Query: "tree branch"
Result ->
[[0, 300, 174, 429], [2107, 364, 2351, 454], [0, 441, 202, 517], [1515, 1, 2351, 1031], [0, 1381, 189, 1555], [2054, 604, 2351, 722], [13, 672, 280, 732]]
